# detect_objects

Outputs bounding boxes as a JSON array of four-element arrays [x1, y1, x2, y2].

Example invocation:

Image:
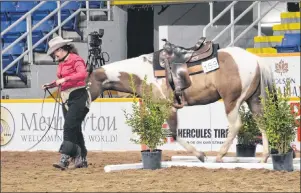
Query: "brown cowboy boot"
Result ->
[[69, 156, 88, 168], [81, 156, 88, 168], [68, 155, 83, 169], [68, 146, 83, 169], [53, 154, 70, 170]]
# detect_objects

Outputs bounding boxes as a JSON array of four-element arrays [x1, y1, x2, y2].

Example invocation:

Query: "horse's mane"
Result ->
[[88, 51, 161, 76]]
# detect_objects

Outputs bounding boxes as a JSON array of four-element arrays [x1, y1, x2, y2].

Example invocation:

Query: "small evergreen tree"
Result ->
[[255, 81, 298, 154], [123, 74, 173, 151], [237, 103, 261, 145]]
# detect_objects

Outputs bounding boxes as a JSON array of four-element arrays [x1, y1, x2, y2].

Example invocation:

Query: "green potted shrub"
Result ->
[[123, 74, 173, 170], [237, 103, 261, 157], [255, 81, 298, 172]]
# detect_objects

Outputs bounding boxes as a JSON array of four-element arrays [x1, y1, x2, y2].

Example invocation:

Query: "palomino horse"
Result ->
[[86, 37, 275, 163]]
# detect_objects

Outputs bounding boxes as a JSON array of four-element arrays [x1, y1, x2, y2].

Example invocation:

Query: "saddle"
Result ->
[[180, 36, 206, 51], [161, 37, 214, 65], [154, 37, 220, 78], [153, 37, 220, 108]]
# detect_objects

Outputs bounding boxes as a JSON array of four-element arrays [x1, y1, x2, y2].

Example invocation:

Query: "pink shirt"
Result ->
[[50, 53, 88, 91]]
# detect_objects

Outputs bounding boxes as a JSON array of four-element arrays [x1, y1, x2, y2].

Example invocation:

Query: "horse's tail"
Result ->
[[257, 58, 277, 103]]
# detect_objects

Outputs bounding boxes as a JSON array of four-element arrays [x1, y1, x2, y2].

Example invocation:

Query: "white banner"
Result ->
[[0, 102, 141, 152]]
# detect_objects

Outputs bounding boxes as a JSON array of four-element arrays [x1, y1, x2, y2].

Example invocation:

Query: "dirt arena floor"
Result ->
[[1, 151, 300, 192]]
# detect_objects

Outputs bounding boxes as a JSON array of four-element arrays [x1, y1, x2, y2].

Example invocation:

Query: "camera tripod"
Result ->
[[86, 47, 111, 98]]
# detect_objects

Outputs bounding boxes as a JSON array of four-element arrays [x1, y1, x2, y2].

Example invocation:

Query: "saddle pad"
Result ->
[[153, 43, 220, 78]]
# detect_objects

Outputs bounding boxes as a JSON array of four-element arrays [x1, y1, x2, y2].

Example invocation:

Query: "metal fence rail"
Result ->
[[202, 1, 281, 47]]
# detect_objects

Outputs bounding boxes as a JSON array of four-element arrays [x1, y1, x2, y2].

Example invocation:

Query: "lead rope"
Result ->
[[26, 86, 62, 151]]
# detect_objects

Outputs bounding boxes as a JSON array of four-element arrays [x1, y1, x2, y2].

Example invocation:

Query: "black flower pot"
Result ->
[[141, 149, 162, 170], [271, 148, 296, 159], [236, 144, 257, 157], [271, 150, 294, 172]]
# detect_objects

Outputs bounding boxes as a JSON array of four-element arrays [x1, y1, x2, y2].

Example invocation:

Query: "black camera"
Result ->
[[89, 29, 104, 48]]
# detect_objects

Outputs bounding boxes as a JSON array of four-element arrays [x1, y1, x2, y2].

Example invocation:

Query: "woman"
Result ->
[[42, 36, 90, 170]]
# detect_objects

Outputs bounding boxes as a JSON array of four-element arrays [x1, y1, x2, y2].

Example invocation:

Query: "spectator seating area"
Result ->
[[1, 1, 105, 85], [247, 11, 300, 54]]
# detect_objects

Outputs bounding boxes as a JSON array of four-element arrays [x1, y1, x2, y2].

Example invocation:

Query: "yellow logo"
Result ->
[[1, 106, 15, 146]]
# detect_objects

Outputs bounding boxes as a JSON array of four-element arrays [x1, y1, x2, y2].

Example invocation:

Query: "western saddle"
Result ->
[[159, 37, 218, 107], [161, 37, 214, 64]]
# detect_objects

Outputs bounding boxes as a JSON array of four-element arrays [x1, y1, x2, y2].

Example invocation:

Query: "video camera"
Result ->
[[88, 29, 104, 48], [86, 28, 111, 98], [86, 28, 109, 71]]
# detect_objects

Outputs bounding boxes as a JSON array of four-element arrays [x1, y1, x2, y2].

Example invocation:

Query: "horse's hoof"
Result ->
[[216, 157, 223, 163], [260, 159, 267, 163], [197, 152, 206, 162]]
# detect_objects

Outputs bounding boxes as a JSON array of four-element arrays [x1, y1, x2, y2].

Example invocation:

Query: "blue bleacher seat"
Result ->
[[276, 33, 301, 53], [32, 19, 55, 52], [15, 1, 37, 12], [32, 11, 49, 20], [9, 12, 25, 21], [59, 10, 78, 31], [8, 20, 26, 33], [80, 1, 105, 8], [36, 1, 57, 12], [58, 1, 80, 32], [9, 0, 35, 21], [2, 55, 18, 75], [52, 1, 81, 38], [3, 42, 24, 56], [2, 43, 24, 75], [0, 21, 10, 32], [2, 21, 27, 43], [282, 33, 300, 46], [61, 0, 81, 12], [33, 19, 55, 33], [1, 12, 8, 21], [32, 31, 49, 53], [32, 1, 57, 20], [0, 1, 16, 13]]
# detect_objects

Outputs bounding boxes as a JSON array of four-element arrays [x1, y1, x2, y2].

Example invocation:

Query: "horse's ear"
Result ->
[[142, 56, 147, 62], [142, 56, 151, 63]]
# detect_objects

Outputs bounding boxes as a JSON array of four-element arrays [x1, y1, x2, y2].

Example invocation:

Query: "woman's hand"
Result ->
[[41, 81, 56, 90], [56, 78, 66, 85], [42, 84, 50, 90]]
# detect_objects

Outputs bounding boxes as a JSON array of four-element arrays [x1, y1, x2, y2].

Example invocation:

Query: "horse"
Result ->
[[86, 37, 275, 163]]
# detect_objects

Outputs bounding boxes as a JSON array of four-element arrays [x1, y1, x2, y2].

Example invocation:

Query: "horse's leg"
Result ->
[[246, 90, 270, 163], [216, 102, 242, 162], [167, 107, 206, 162]]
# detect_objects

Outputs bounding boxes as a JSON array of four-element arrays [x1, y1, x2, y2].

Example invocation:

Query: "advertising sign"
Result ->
[[1, 102, 141, 151], [268, 55, 300, 97]]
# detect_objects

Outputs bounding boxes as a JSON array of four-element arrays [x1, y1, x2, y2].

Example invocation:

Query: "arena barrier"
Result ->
[[170, 156, 301, 164], [104, 159, 301, 173], [1, 54, 300, 152]]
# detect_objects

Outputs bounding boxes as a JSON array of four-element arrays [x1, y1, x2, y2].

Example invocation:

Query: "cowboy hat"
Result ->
[[47, 36, 73, 55]]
